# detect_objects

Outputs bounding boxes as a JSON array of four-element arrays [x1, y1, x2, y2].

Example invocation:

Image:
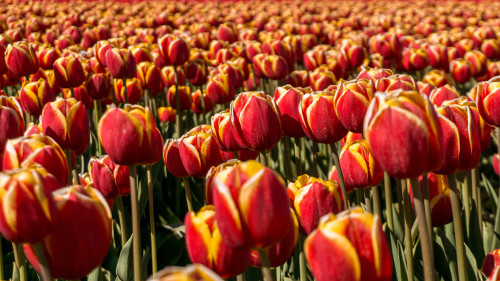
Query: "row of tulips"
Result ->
[[0, 1, 499, 281]]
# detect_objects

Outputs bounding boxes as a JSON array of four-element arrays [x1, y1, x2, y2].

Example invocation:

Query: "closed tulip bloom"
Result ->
[[250, 209, 299, 267], [191, 89, 214, 115], [64, 85, 94, 110], [19, 79, 55, 117], [422, 69, 450, 88], [0, 166, 59, 243], [87, 73, 111, 100], [211, 110, 245, 152], [340, 132, 364, 147], [274, 85, 310, 138], [163, 139, 188, 178], [185, 206, 251, 278], [483, 250, 500, 281], [130, 44, 152, 64], [453, 95, 492, 151], [160, 66, 185, 88], [186, 59, 208, 86], [481, 39, 500, 60], [340, 42, 366, 68], [114, 78, 143, 104], [216, 63, 244, 89], [426, 44, 449, 69], [207, 73, 235, 105], [24, 186, 112, 280], [88, 155, 130, 199], [167, 85, 192, 111], [375, 74, 417, 92], [409, 173, 452, 227], [329, 140, 384, 192], [38, 47, 61, 70], [41, 98, 90, 155], [217, 23, 238, 44], [5, 41, 39, 77], [450, 58, 472, 84], [465, 50, 487, 77], [286, 70, 310, 88], [158, 106, 176, 123], [204, 160, 240, 205], [305, 208, 392, 281], [136, 61, 162, 90], [0, 95, 25, 150], [53, 55, 86, 89], [417, 82, 435, 97], [178, 125, 224, 178], [288, 175, 344, 234], [429, 85, 461, 106], [231, 91, 282, 151], [309, 69, 337, 91], [106, 48, 137, 79], [304, 49, 327, 71], [3, 134, 69, 186], [477, 77, 500, 127], [334, 79, 375, 133], [158, 34, 190, 66], [402, 48, 429, 71], [94, 40, 114, 67], [98, 105, 163, 166], [261, 55, 288, 80], [363, 90, 443, 179], [212, 160, 293, 249], [148, 264, 224, 281], [356, 67, 394, 82], [299, 91, 348, 144]]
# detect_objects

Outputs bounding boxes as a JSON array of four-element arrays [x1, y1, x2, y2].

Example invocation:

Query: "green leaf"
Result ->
[[466, 203, 485, 266], [116, 235, 133, 281], [464, 243, 481, 281], [88, 266, 102, 281], [481, 173, 497, 209]]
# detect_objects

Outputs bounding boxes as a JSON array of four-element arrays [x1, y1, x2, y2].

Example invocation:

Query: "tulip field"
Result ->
[[2, 0, 500, 281]]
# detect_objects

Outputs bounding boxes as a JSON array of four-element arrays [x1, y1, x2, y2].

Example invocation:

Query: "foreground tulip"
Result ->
[[363, 90, 443, 179], [24, 186, 111, 280], [0, 166, 59, 243], [53, 55, 86, 89], [305, 208, 392, 281], [477, 77, 500, 127], [211, 110, 244, 152], [0, 95, 24, 150], [2, 134, 69, 186], [19, 79, 55, 117], [230, 92, 282, 151], [148, 264, 224, 281], [274, 85, 308, 138], [212, 160, 293, 249], [204, 160, 240, 205], [288, 175, 343, 234], [88, 155, 130, 199], [41, 97, 90, 155], [334, 79, 375, 133], [185, 206, 251, 278], [5, 41, 39, 78], [98, 105, 163, 166]]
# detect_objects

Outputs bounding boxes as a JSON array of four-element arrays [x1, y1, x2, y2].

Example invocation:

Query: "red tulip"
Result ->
[[429, 85, 461, 106], [105, 48, 137, 79], [274, 85, 310, 138], [5, 41, 39, 77], [0, 95, 25, 150], [88, 155, 130, 199], [207, 73, 235, 105], [158, 106, 176, 123], [334, 79, 375, 133], [477, 77, 500, 127], [114, 78, 143, 104], [53, 55, 86, 89], [158, 34, 190, 66]]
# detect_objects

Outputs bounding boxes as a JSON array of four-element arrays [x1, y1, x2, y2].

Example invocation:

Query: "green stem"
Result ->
[[146, 166, 157, 274], [174, 67, 182, 138], [283, 138, 292, 182], [422, 174, 433, 240], [299, 235, 307, 281], [115, 196, 128, 247], [311, 142, 318, 177], [257, 248, 275, 281], [33, 243, 53, 281], [409, 177, 435, 281], [294, 138, 302, 177], [402, 180, 414, 281], [448, 174, 467, 281], [260, 151, 268, 167], [129, 165, 142, 281], [472, 167, 482, 235], [237, 274, 245, 281], [330, 143, 349, 209], [122, 78, 129, 104], [64, 149, 76, 185], [12, 243, 27, 281], [198, 86, 206, 124], [183, 177, 193, 212], [372, 185, 381, 219], [93, 100, 102, 156], [364, 189, 372, 212], [70, 87, 75, 99], [462, 172, 471, 238], [384, 173, 394, 232]]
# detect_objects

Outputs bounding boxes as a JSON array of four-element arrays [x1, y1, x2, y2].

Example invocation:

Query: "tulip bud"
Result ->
[[207, 73, 236, 105], [357, 66, 394, 82], [231, 91, 282, 151], [286, 70, 310, 88], [0, 166, 59, 243], [186, 59, 208, 86], [136, 61, 162, 90], [334, 79, 375, 133], [158, 34, 190, 66], [41, 98, 90, 155], [0, 95, 25, 150], [114, 77, 143, 104], [217, 23, 238, 44], [304, 49, 327, 71], [88, 155, 130, 199], [465, 50, 487, 77], [185, 206, 251, 278], [204, 160, 240, 205], [481, 39, 500, 60], [417, 82, 435, 97], [158, 106, 176, 123], [216, 63, 244, 89], [450, 58, 472, 84], [212, 160, 293, 249], [429, 85, 461, 107], [376, 74, 417, 92], [422, 69, 450, 88], [364, 90, 443, 178], [261, 55, 288, 80], [98, 105, 163, 166], [477, 77, 500, 127], [309, 69, 337, 91], [87, 73, 111, 100], [53, 55, 86, 89], [5, 41, 39, 77], [211, 109, 245, 152], [288, 175, 344, 234], [105, 48, 137, 79], [402, 48, 429, 71], [24, 186, 112, 280], [149, 264, 224, 281], [19, 79, 55, 117], [340, 42, 366, 68], [426, 45, 449, 69], [3, 134, 69, 186], [167, 85, 192, 111], [130, 44, 152, 64], [163, 138, 189, 178], [191, 89, 214, 115], [274, 85, 310, 138], [38, 47, 61, 70], [94, 40, 114, 67], [483, 250, 500, 281], [305, 208, 392, 281]]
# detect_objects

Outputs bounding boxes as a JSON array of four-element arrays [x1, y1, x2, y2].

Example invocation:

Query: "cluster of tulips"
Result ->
[[0, 0, 500, 281]]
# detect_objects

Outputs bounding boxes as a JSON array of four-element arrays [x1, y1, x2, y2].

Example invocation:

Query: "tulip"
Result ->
[[376, 74, 417, 92], [87, 73, 111, 100], [114, 78, 143, 105], [106, 48, 137, 79], [204, 160, 240, 205], [483, 250, 500, 281], [309, 68, 337, 91], [158, 106, 176, 124], [303, 49, 327, 71], [167, 85, 192, 111], [465, 50, 487, 77], [191, 89, 214, 116], [0, 166, 59, 243], [0, 95, 25, 150], [356, 66, 394, 82], [207, 73, 236, 105], [426, 44, 449, 69], [216, 63, 244, 89], [363, 90, 443, 179], [212, 160, 293, 249], [41, 97, 90, 155], [230, 91, 282, 151], [186, 59, 208, 86], [218, 23, 238, 44], [477, 77, 500, 127], [24, 186, 112, 280], [64, 84, 94, 109], [163, 139, 189, 178], [286, 70, 310, 88], [261, 55, 288, 80], [160, 66, 185, 88], [130, 45, 152, 64], [94, 40, 114, 67], [340, 42, 366, 68], [402, 48, 429, 71], [211, 109, 245, 152], [148, 264, 224, 281], [340, 132, 363, 147], [5, 41, 39, 78], [185, 206, 251, 278], [37, 47, 61, 70], [334, 79, 375, 133], [417, 82, 435, 97], [287, 175, 344, 234], [429, 85, 461, 106], [158, 34, 190, 66], [88, 155, 130, 199], [53, 55, 86, 89], [450, 58, 472, 84], [422, 69, 449, 88], [481, 39, 500, 60], [274, 85, 309, 138], [305, 208, 392, 281], [136, 61, 162, 90], [98, 105, 163, 166]]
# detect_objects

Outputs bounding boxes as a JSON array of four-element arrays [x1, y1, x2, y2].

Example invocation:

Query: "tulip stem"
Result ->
[[129, 165, 142, 281], [472, 167, 482, 235], [422, 174, 433, 241], [299, 235, 307, 281], [93, 100, 103, 156], [462, 172, 471, 238], [384, 173, 394, 232], [260, 151, 269, 167], [311, 142, 318, 177], [12, 243, 27, 281], [33, 243, 53, 281], [257, 249, 275, 281], [364, 189, 372, 212], [330, 143, 349, 209], [64, 149, 77, 184], [0, 237, 3, 281], [198, 86, 206, 124], [183, 177, 193, 212], [237, 274, 245, 281], [409, 177, 435, 281], [174, 67, 182, 138], [115, 196, 128, 247], [146, 166, 158, 274], [294, 138, 302, 177], [122, 78, 129, 104], [283, 138, 293, 182], [70, 87, 75, 99], [448, 173, 467, 281], [402, 180, 414, 281], [372, 186, 381, 219]]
